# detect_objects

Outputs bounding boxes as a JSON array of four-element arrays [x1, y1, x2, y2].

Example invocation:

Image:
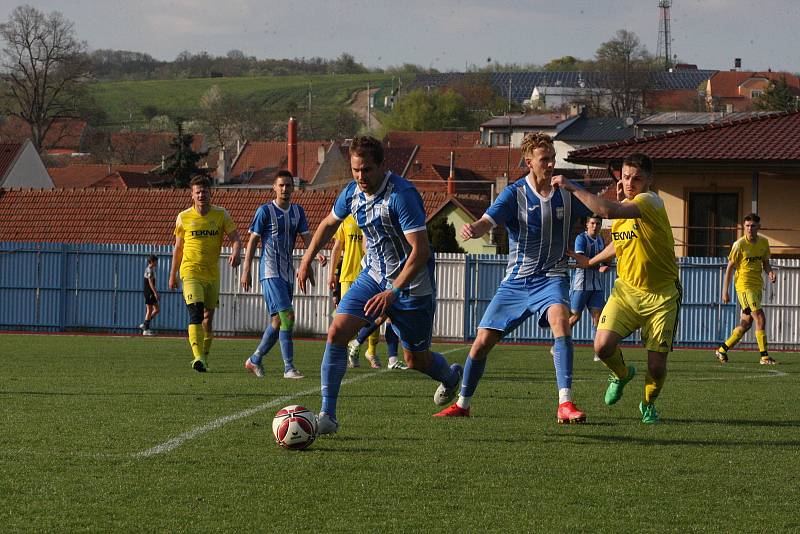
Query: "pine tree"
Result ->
[[161, 119, 209, 187], [427, 216, 465, 254], [753, 76, 798, 112]]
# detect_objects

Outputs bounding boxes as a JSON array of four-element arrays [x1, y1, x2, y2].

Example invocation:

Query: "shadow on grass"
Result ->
[[543, 432, 800, 447]]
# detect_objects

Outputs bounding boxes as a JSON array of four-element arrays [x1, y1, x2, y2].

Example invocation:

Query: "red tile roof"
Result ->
[[92, 170, 164, 188], [48, 164, 157, 188], [384, 131, 481, 148], [0, 143, 23, 180], [229, 140, 329, 184], [0, 187, 479, 245], [404, 146, 525, 194], [567, 111, 800, 163], [708, 71, 800, 98], [0, 117, 88, 151]]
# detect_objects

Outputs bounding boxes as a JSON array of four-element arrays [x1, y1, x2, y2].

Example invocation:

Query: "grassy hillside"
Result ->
[[89, 73, 400, 127]]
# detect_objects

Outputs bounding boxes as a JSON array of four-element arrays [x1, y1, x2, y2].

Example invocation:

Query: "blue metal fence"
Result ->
[[1, 242, 798, 349]]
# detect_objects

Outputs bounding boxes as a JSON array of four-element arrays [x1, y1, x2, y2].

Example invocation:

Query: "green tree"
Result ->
[[160, 119, 209, 187], [427, 216, 465, 254], [384, 89, 475, 131], [543, 55, 592, 71], [753, 76, 799, 112]]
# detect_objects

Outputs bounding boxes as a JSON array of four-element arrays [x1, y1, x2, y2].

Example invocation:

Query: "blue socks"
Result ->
[[385, 324, 399, 357], [251, 324, 279, 364], [459, 355, 486, 397], [552, 336, 574, 390], [279, 330, 294, 372], [421, 351, 458, 386], [320, 343, 348, 418], [356, 322, 379, 345]]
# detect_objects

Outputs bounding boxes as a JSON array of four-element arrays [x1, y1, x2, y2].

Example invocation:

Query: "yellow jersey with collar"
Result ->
[[174, 205, 236, 281], [611, 191, 678, 292], [729, 235, 770, 292]]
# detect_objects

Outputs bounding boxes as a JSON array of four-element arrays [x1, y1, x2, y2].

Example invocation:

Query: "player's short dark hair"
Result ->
[[622, 153, 653, 177], [588, 214, 603, 223], [147, 254, 158, 263], [275, 170, 294, 183], [744, 213, 760, 223], [189, 176, 211, 189], [349, 136, 384, 165]]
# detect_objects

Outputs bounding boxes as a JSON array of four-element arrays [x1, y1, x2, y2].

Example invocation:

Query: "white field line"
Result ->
[[132, 345, 468, 459]]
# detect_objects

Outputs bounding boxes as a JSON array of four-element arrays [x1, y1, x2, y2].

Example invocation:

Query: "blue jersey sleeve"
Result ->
[[392, 187, 427, 233], [332, 183, 355, 220], [297, 206, 309, 234], [485, 185, 516, 226], [574, 233, 588, 254], [249, 205, 268, 236]]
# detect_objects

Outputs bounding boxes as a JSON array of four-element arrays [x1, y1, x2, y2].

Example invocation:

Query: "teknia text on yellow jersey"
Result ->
[[175, 205, 236, 281], [610, 191, 679, 292]]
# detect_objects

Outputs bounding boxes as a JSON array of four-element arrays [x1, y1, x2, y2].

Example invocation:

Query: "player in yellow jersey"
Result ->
[[169, 176, 242, 372], [552, 153, 680, 424], [716, 213, 777, 365], [328, 215, 407, 370]]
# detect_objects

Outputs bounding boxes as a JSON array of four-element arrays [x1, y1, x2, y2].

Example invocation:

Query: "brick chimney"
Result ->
[[447, 151, 455, 195], [287, 117, 297, 178]]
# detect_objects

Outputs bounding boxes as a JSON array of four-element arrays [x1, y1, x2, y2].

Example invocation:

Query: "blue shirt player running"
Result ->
[[435, 132, 592, 424], [569, 214, 608, 361], [241, 170, 325, 380], [296, 136, 462, 435]]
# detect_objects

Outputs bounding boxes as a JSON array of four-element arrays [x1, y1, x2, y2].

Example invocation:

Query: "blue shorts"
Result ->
[[261, 278, 293, 315], [337, 271, 434, 353], [478, 275, 569, 335], [570, 289, 605, 314]]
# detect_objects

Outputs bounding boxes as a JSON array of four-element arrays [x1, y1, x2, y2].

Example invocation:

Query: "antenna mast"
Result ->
[[656, 0, 673, 69]]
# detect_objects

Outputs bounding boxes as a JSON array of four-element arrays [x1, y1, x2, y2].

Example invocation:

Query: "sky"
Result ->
[[2, 0, 798, 72]]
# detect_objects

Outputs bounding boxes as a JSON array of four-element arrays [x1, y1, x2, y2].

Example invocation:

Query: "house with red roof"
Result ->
[[480, 112, 577, 147], [48, 164, 157, 188], [0, 117, 90, 156], [704, 71, 800, 112], [567, 111, 800, 258], [384, 131, 481, 149], [0, 141, 53, 189]]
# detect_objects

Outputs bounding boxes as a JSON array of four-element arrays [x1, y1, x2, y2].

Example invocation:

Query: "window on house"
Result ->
[[751, 90, 764, 98], [490, 132, 510, 146], [687, 192, 738, 257]]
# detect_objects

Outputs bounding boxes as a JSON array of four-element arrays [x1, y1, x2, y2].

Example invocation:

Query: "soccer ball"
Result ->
[[272, 405, 317, 450]]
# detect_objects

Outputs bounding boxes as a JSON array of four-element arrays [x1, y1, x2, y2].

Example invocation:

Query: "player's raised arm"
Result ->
[[551, 175, 641, 219], [461, 216, 494, 241], [297, 213, 341, 293]]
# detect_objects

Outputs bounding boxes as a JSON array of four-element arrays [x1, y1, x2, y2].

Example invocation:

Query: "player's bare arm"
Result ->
[[551, 175, 641, 219], [363, 230, 430, 318], [461, 216, 494, 240], [569, 241, 616, 269], [168, 235, 183, 290], [721, 260, 735, 303], [297, 213, 341, 293], [227, 229, 242, 268], [763, 258, 777, 283], [327, 238, 344, 290], [240, 232, 260, 291]]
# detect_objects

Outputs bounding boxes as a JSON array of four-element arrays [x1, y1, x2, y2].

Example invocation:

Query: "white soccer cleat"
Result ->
[[142, 329, 155, 336], [388, 359, 408, 370], [593, 354, 601, 362], [434, 364, 463, 406], [138, 323, 145, 330], [347, 339, 361, 368], [283, 369, 305, 379], [244, 358, 265, 378], [316, 412, 339, 435]]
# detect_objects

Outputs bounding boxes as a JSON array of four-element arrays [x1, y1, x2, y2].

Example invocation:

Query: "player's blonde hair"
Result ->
[[520, 132, 554, 158]]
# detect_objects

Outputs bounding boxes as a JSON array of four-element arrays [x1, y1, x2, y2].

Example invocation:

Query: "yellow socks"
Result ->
[[601, 347, 629, 379], [366, 330, 380, 356], [722, 326, 745, 352], [644, 371, 666, 404], [755, 330, 767, 354], [188, 324, 204, 360]]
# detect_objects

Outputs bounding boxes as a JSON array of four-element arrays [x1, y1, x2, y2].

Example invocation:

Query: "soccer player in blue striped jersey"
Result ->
[[569, 215, 609, 360], [297, 136, 462, 435], [435, 132, 592, 423], [241, 170, 325, 380]]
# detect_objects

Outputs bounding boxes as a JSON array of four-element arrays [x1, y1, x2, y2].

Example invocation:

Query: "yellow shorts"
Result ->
[[736, 288, 763, 314], [598, 278, 682, 353], [182, 278, 220, 309]]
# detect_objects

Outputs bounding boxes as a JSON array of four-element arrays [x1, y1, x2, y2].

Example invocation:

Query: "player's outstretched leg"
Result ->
[[552, 336, 586, 424], [434, 354, 486, 417], [318, 342, 347, 435]]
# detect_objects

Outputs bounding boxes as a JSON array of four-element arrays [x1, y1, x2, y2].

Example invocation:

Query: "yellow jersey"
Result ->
[[334, 215, 365, 283], [729, 235, 770, 292], [174, 205, 236, 281], [611, 191, 679, 292]]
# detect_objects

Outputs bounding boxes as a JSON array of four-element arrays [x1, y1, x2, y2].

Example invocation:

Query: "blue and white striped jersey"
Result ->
[[571, 232, 605, 291], [249, 201, 309, 282], [332, 172, 434, 296], [485, 177, 591, 282]]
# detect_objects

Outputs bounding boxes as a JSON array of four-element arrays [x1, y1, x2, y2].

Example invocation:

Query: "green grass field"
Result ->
[[2, 333, 798, 532], [89, 73, 397, 126]]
